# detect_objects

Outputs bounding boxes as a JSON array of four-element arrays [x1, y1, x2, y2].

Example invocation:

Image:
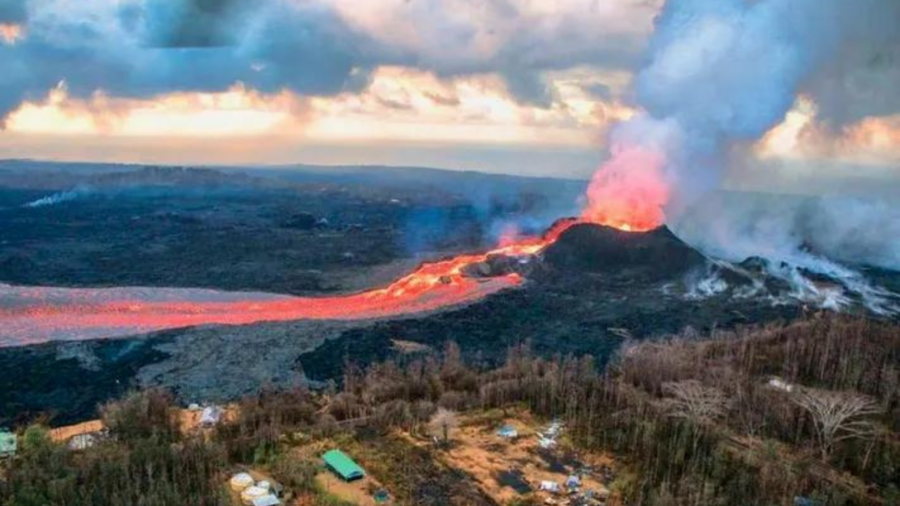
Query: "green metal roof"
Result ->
[[0, 431, 17, 456], [322, 449, 365, 481]]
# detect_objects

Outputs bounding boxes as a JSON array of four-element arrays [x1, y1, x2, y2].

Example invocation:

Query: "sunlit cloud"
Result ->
[[758, 96, 900, 166], [305, 66, 634, 146], [0, 23, 24, 44], [4, 67, 634, 148], [5, 82, 307, 137]]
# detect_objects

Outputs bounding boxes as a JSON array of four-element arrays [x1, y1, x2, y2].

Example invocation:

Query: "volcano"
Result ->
[[1, 220, 896, 349], [543, 223, 704, 279]]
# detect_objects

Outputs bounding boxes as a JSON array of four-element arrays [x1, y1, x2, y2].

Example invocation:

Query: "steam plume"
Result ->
[[583, 0, 899, 272]]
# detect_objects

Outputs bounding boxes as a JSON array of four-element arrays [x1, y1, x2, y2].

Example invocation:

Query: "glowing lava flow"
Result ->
[[0, 149, 667, 348], [0, 219, 581, 346]]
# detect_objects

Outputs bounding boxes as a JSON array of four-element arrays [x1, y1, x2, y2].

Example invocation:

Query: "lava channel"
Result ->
[[0, 220, 579, 347]]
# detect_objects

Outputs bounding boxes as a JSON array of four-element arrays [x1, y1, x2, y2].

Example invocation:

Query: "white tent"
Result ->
[[230, 473, 254, 492], [540, 481, 560, 493], [241, 486, 268, 506]]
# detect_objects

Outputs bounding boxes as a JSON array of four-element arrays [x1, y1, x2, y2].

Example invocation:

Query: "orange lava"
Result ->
[[0, 220, 583, 346], [581, 145, 669, 232]]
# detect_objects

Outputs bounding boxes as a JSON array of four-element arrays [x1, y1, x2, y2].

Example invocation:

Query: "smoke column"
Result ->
[[584, 0, 841, 226], [582, 0, 899, 274]]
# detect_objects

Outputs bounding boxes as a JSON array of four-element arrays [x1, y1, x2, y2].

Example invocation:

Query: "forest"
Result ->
[[1, 314, 898, 506]]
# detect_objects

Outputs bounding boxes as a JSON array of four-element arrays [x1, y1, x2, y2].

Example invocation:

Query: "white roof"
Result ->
[[252, 495, 281, 506], [201, 406, 223, 424], [540, 481, 560, 492]]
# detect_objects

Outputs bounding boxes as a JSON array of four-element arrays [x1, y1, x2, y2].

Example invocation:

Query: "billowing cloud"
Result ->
[[799, 0, 900, 127], [0, 0, 658, 124], [757, 96, 900, 166], [333, 0, 660, 104], [0, 0, 378, 123]]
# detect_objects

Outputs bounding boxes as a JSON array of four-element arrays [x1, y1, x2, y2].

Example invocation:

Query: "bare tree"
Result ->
[[661, 380, 728, 424], [792, 388, 882, 460], [427, 408, 459, 446]]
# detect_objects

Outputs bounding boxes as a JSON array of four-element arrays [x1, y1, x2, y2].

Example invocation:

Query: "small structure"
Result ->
[[230, 473, 255, 492], [241, 486, 269, 506], [322, 449, 366, 481], [540, 481, 560, 494], [200, 405, 223, 427], [373, 489, 391, 504], [497, 425, 519, 439], [68, 433, 98, 451], [768, 377, 794, 393], [0, 429, 16, 458], [251, 494, 281, 506], [566, 475, 581, 490]]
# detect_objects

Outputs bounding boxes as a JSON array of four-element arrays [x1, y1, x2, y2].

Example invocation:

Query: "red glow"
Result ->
[[580, 145, 669, 232], [0, 221, 580, 346]]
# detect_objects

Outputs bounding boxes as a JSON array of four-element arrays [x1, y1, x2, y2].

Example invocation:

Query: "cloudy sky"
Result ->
[[0, 0, 897, 182]]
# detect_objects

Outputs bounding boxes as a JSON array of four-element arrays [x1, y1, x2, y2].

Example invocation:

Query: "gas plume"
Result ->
[[581, 0, 900, 273]]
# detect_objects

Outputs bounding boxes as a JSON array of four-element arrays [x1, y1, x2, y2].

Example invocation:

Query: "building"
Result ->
[[200, 406, 224, 427], [540, 481, 560, 493], [497, 425, 519, 439], [67, 433, 99, 451], [322, 449, 366, 481], [251, 494, 281, 506], [0, 430, 16, 458]]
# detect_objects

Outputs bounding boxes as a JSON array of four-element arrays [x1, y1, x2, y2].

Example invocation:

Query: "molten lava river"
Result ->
[[0, 221, 581, 347]]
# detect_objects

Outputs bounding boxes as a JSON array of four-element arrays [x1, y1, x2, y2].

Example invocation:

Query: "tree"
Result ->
[[792, 388, 882, 460], [428, 408, 459, 446], [661, 380, 728, 425]]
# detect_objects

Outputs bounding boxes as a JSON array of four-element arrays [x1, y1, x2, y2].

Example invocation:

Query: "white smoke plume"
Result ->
[[23, 186, 91, 208], [582, 0, 900, 312]]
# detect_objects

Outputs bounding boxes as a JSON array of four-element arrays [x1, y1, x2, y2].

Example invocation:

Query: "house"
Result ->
[[230, 473, 255, 491], [497, 425, 519, 439], [0, 429, 16, 458], [373, 489, 391, 504], [322, 449, 366, 481], [540, 481, 560, 493], [566, 475, 581, 490], [241, 486, 269, 506], [768, 377, 794, 393], [200, 406, 223, 427], [68, 433, 98, 451]]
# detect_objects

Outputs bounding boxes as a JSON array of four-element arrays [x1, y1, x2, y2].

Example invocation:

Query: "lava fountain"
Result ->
[[581, 145, 669, 232]]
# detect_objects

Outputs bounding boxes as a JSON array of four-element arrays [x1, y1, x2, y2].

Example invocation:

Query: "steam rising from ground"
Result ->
[[582, 0, 900, 301], [23, 186, 90, 208]]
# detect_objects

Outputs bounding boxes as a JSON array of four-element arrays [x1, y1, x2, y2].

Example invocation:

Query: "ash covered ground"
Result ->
[[1, 162, 897, 426]]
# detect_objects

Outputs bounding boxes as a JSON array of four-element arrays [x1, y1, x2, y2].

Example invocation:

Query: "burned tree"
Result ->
[[661, 380, 728, 424], [792, 388, 882, 460]]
